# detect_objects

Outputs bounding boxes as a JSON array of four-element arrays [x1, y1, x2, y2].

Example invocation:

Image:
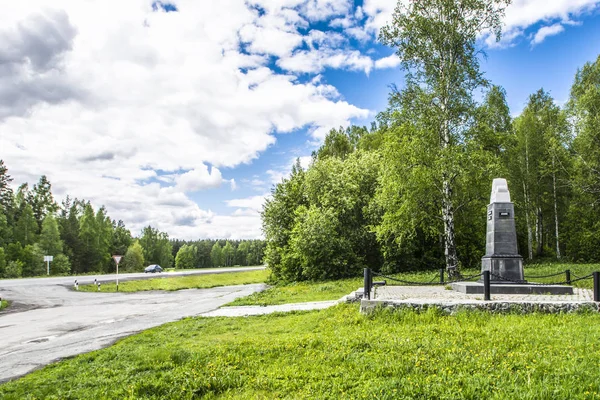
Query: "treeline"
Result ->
[[0, 162, 265, 277], [263, 51, 600, 281], [172, 239, 265, 269]]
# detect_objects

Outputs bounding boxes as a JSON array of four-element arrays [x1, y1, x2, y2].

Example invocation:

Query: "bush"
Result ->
[[5, 260, 23, 278]]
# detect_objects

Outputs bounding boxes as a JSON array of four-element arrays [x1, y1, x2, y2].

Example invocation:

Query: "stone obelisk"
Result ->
[[481, 178, 525, 283]]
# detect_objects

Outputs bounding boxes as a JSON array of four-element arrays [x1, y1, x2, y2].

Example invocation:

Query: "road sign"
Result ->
[[112, 255, 123, 292], [44, 255, 53, 275]]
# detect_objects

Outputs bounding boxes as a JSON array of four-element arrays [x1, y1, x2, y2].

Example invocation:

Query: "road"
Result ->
[[0, 267, 267, 383]]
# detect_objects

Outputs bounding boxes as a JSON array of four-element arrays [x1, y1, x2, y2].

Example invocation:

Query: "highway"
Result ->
[[0, 267, 267, 383]]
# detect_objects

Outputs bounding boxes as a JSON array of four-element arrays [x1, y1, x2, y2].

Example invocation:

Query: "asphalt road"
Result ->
[[0, 267, 267, 383]]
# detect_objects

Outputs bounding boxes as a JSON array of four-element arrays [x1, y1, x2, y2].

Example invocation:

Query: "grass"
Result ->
[[2, 305, 600, 399], [0, 299, 8, 311], [226, 263, 600, 306], [227, 277, 363, 306], [77, 269, 270, 292]]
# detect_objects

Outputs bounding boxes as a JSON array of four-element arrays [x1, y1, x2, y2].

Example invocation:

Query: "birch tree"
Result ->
[[379, 0, 510, 275]]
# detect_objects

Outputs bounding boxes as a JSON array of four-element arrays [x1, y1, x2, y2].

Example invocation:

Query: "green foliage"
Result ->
[[211, 242, 223, 267], [14, 204, 38, 246], [39, 214, 63, 256], [4, 305, 600, 399], [52, 253, 72, 275], [78, 268, 268, 292], [175, 244, 197, 269], [122, 241, 145, 272], [5, 260, 22, 278], [0, 247, 5, 277], [0, 299, 8, 311], [140, 226, 173, 268]]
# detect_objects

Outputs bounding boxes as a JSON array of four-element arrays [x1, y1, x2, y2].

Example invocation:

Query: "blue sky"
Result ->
[[1, 0, 600, 239]]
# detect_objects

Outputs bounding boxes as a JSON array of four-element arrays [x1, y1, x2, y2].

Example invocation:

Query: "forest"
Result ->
[[262, 0, 600, 282], [0, 162, 265, 278]]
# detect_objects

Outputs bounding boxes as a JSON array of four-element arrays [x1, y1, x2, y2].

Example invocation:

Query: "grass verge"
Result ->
[[227, 277, 363, 306], [0, 299, 8, 311], [77, 269, 269, 292], [2, 305, 600, 399], [227, 263, 600, 306]]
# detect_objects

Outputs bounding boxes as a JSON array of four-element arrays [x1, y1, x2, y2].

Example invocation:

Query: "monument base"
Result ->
[[481, 255, 524, 283], [452, 282, 574, 295]]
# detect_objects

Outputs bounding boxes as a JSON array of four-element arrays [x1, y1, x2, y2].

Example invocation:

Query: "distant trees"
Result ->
[[122, 241, 145, 272]]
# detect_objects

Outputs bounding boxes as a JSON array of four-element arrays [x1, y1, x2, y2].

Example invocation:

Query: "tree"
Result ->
[[222, 241, 235, 266], [565, 54, 600, 260], [122, 241, 145, 272], [39, 214, 63, 256], [378, 0, 510, 275], [112, 220, 132, 257], [58, 197, 83, 273], [0, 247, 6, 278], [5, 260, 23, 278], [31, 175, 58, 228], [0, 209, 11, 248], [52, 254, 72, 275], [139, 226, 173, 268], [14, 204, 38, 246], [210, 242, 223, 267], [236, 241, 250, 266], [175, 244, 197, 269], [0, 160, 14, 224]]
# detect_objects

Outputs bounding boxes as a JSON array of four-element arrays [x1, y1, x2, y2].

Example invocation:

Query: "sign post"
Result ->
[[43, 255, 53, 276], [112, 255, 123, 292]]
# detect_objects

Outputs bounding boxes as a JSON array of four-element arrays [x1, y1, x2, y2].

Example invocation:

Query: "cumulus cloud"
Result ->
[[531, 23, 565, 45], [0, 9, 81, 120], [374, 54, 401, 69], [0, 0, 372, 239], [175, 165, 224, 192]]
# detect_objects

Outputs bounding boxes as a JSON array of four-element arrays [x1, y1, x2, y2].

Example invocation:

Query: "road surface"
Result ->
[[0, 267, 267, 383]]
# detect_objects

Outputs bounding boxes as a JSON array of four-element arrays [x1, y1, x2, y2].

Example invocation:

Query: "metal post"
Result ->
[[363, 268, 371, 300], [594, 272, 600, 302], [483, 270, 491, 301], [116, 262, 119, 292], [439, 268, 445, 284], [566, 270, 571, 285], [47, 260, 50, 276]]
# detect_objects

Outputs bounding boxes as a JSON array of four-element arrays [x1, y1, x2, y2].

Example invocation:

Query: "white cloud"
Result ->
[[175, 165, 224, 192], [0, 0, 370, 240], [374, 54, 401, 69], [531, 23, 565, 45]]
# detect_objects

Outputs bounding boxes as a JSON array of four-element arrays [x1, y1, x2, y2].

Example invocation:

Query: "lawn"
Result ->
[[1, 305, 600, 399], [77, 269, 270, 292], [225, 263, 600, 307], [226, 277, 363, 306]]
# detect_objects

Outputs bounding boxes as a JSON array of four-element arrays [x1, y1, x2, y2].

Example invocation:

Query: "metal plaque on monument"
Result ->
[[481, 178, 524, 283]]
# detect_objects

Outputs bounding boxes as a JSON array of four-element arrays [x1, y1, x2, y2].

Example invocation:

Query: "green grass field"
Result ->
[[226, 263, 600, 307], [226, 277, 363, 306], [77, 269, 269, 292], [0, 299, 8, 311], [1, 305, 600, 399]]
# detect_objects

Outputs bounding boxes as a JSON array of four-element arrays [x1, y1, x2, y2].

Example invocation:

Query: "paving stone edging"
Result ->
[[361, 299, 600, 314]]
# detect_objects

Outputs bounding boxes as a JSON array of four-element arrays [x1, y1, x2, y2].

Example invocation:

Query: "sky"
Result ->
[[1, 0, 600, 240]]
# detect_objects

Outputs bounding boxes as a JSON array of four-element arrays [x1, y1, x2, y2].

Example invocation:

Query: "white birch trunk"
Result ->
[[552, 157, 561, 259], [523, 181, 533, 259]]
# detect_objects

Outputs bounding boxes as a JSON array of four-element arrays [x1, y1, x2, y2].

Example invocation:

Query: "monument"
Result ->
[[452, 178, 573, 295], [481, 178, 524, 283]]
